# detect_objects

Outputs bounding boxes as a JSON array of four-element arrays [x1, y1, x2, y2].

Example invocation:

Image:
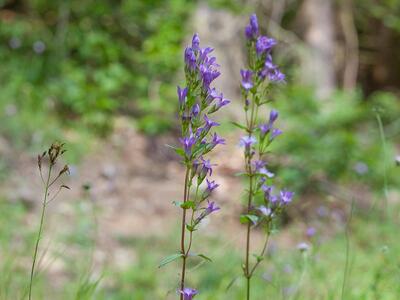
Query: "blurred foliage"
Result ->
[[0, 0, 194, 144], [272, 85, 400, 193]]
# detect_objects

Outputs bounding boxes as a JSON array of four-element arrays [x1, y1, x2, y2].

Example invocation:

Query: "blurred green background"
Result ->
[[0, 0, 399, 299]]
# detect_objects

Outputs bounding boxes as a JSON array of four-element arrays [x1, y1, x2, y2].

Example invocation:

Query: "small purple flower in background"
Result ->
[[297, 242, 310, 252], [239, 135, 257, 148], [353, 162, 368, 175], [306, 227, 316, 238], [280, 190, 294, 204], [240, 69, 253, 90], [179, 288, 198, 300], [177, 86, 188, 106], [256, 36, 276, 55]]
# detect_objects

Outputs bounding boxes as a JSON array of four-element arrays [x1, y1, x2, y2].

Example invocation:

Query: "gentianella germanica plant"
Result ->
[[159, 33, 229, 299], [29, 143, 70, 300], [237, 14, 294, 299]]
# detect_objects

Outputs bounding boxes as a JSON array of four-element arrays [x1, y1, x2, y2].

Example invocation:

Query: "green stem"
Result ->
[[179, 167, 191, 299], [29, 165, 52, 300]]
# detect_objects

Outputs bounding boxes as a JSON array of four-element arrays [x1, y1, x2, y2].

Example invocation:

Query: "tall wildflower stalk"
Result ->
[[237, 14, 293, 299], [159, 33, 229, 299], [29, 143, 70, 300]]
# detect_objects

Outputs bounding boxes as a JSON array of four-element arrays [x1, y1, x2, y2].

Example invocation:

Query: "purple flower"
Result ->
[[306, 227, 316, 237], [211, 132, 225, 147], [200, 64, 220, 88], [268, 69, 285, 83], [259, 123, 272, 136], [270, 128, 283, 140], [209, 96, 230, 113], [206, 179, 219, 193], [262, 185, 278, 203], [240, 69, 253, 90], [297, 242, 310, 252], [179, 288, 198, 300], [177, 86, 188, 106], [184, 47, 196, 70], [256, 36, 276, 55], [204, 114, 219, 131], [192, 33, 200, 50], [269, 109, 279, 124], [205, 200, 220, 214], [253, 160, 266, 171], [199, 157, 216, 177], [258, 205, 272, 217], [179, 134, 197, 156], [258, 167, 274, 178], [259, 55, 285, 83], [245, 14, 259, 39], [239, 135, 257, 148], [280, 190, 294, 204]]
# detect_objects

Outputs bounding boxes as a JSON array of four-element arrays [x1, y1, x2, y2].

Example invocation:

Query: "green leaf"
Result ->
[[197, 254, 212, 262], [158, 253, 183, 268], [172, 201, 183, 207], [253, 254, 264, 262], [180, 201, 195, 209], [240, 214, 259, 225], [231, 121, 248, 131]]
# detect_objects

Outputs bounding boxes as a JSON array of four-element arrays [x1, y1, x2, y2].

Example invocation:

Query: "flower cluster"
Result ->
[[172, 33, 229, 299], [238, 14, 293, 299]]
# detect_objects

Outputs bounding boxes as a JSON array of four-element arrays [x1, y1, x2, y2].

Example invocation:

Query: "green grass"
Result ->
[[1, 196, 399, 299]]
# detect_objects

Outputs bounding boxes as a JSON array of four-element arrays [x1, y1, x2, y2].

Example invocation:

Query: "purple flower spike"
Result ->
[[179, 134, 197, 156], [205, 200, 220, 214], [206, 179, 219, 193], [180, 288, 198, 300], [280, 190, 294, 204], [245, 14, 259, 39], [239, 135, 257, 148], [256, 36, 276, 55], [192, 33, 200, 50], [211, 132, 225, 147], [240, 69, 253, 90], [177, 86, 188, 106]]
